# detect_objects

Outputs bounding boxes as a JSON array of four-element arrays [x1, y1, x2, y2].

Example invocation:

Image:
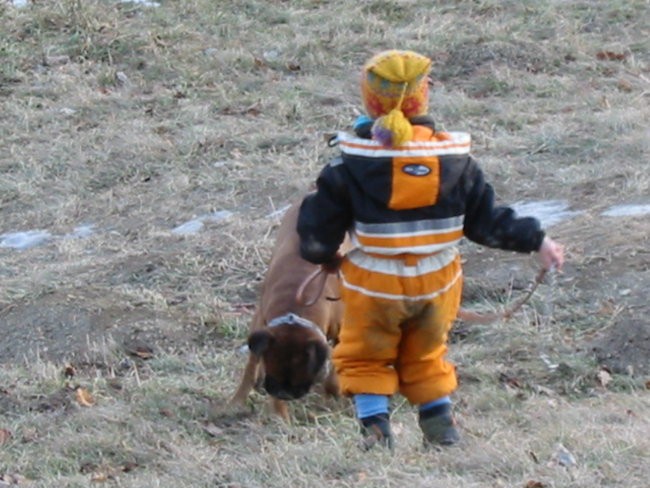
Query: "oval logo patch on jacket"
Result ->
[[402, 163, 431, 177]]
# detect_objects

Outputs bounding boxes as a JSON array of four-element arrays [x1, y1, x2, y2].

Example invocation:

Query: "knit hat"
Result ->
[[360, 50, 432, 146]]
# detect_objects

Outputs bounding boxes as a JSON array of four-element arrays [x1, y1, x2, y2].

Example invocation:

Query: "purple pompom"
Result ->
[[371, 122, 393, 147]]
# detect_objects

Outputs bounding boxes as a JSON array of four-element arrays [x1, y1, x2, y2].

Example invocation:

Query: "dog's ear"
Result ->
[[248, 330, 273, 356], [306, 340, 328, 376]]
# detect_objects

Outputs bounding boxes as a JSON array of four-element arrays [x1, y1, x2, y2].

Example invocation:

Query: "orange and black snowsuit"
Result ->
[[297, 120, 544, 404]]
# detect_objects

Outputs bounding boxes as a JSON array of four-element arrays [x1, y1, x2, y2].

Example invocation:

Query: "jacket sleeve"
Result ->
[[297, 160, 353, 264], [462, 158, 545, 253]]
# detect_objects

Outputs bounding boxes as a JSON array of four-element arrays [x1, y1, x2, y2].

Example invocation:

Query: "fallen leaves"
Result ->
[[85, 462, 139, 483], [617, 79, 634, 92], [0, 473, 29, 485], [524, 481, 546, 488], [75, 387, 96, 407], [596, 50, 628, 61], [285, 61, 301, 72], [596, 368, 613, 388], [499, 372, 524, 389], [201, 422, 224, 438], [125, 343, 155, 360], [0, 429, 12, 446], [63, 364, 76, 378]]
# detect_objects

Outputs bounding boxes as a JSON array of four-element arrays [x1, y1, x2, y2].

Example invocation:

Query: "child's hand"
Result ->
[[538, 237, 564, 271], [321, 252, 344, 274]]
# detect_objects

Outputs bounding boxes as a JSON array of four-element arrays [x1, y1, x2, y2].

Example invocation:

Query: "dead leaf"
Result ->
[[533, 384, 557, 397], [596, 50, 628, 61], [644, 379, 650, 390], [596, 368, 612, 388], [499, 372, 523, 389], [202, 422, 224, 437], [75, 387, 95, 407], [0, 473, 28, 485], [127, 345, 154, 360], [0, 429, 12, 446], [244, 103, 261, 116], [527, 450, 539, 464], [90, 472, 109, 483], [64, 364, 75, 378], [525, 481, 546, 488], [43, 55, 71, 66], [19, 428, 37, 444], [120, 462, 138, 473], [159, 408, 175, 418], [152, 34, 168, 48], [286, 61, 301, 72]]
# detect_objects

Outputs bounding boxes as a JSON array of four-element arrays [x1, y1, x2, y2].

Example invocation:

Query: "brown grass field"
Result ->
[[1, 0, 649, 486]]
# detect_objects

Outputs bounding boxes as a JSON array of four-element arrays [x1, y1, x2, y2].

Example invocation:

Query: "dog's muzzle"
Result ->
[[264, 377, 311, 400]]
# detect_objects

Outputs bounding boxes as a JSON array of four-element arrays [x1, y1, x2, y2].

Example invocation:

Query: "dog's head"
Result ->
[[248, 319, 329, 401]]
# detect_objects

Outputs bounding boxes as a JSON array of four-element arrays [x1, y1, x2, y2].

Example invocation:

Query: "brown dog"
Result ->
[[226, 201, 344, 421]]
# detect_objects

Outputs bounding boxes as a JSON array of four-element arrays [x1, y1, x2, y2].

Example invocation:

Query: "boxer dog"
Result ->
[[225, 201, 345, 421]]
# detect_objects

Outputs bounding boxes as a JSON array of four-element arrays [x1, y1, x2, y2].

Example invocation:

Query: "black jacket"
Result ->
[[298, 121, 544, 264]]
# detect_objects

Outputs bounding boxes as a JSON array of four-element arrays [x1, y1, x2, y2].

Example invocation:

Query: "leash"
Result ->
[[457, 267, 547, 324], [296, 265, 548, 324], [295, 267, 340, 307]]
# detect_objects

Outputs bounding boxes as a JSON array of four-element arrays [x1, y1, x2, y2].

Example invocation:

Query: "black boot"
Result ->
[[418, 403, 460, 446], [359, 413, 394, 451]]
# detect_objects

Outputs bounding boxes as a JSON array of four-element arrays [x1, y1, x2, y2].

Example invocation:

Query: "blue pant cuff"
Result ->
[[418, 396, 452, 412], [354, 394, 389, 419]]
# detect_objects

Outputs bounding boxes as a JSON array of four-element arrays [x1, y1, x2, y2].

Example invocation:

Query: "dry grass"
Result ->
[[1, 0, 649, 486]]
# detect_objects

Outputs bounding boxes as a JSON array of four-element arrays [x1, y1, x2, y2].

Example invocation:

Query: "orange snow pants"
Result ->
[[332, 250, 463, 405]]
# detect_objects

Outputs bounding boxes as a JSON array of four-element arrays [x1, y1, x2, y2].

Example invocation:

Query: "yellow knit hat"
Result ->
[[360, 50, 432, 146]]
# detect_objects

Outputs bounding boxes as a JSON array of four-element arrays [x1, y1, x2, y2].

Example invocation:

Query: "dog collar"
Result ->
[[267, 313, 327, 341]]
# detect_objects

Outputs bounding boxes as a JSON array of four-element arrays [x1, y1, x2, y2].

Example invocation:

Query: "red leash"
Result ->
[[295, 267, 338, 307]]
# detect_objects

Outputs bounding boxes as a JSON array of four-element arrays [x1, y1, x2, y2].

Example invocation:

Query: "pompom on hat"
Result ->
[[360, 50, 432, 146]]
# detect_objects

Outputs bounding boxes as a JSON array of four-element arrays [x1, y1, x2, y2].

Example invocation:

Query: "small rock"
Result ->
[[115, 71, 131, 87], [550, 443, 577, 468], [44, 55, 70, 66]]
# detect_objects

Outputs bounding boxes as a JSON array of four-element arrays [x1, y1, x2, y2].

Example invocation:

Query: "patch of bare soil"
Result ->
[[0, 287, 200, 366], [436, 38, 560, 81], [590, 320, 650, 375], [461, 212, 650, 376]]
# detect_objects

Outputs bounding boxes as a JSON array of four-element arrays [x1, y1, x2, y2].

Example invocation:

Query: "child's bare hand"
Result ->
[[538, 237, 564, 271]]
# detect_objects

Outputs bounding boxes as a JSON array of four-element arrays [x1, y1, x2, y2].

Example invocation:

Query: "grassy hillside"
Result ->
[[1, 1, 648, 486]]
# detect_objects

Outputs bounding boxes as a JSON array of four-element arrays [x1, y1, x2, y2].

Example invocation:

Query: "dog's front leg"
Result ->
[[271, 397, 290, 422], [227, 353, 260, 408], [323, 366, 340, 398]]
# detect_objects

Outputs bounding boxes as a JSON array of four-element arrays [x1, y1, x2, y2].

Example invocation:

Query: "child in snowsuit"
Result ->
[[296, 50, 564, 449]]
